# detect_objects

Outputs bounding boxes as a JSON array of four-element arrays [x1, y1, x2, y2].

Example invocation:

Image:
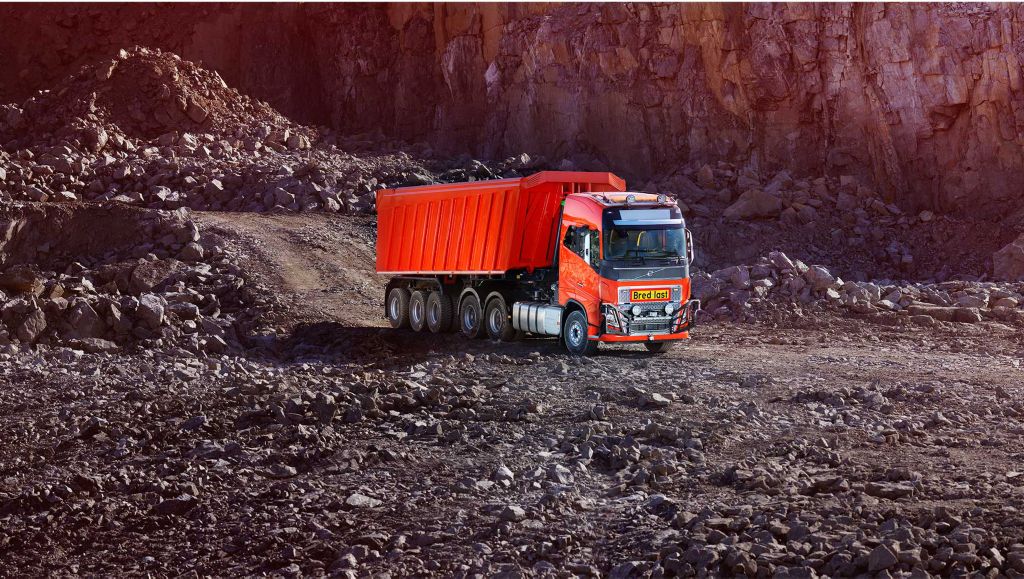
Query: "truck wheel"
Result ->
[[409, 290, 428, 332], [644, 342, 675, 354], [485, 295, 517, 341], [426, 291, 453, 333], [387, 288, 410, 329], [563, 310, 598, 356], [459, 294, 485, 339]]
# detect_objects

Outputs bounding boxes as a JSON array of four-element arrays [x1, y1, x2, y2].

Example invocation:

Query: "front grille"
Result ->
[[622, 303, 675, 335], [604, 299, 697, 336], [629, 319, 673, 334]]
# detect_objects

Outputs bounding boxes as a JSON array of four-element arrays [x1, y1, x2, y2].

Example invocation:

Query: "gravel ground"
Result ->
[[2, 213, 1023, 578]]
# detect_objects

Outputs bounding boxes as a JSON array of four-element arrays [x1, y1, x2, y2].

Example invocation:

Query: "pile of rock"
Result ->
[[0, 47, 527, 215], [0, 203, 244, 353], [648, 162, 1017, 282], [658, 165, 915, 230], [695, 250, 1024, 325], [2, 46, 308, 142]]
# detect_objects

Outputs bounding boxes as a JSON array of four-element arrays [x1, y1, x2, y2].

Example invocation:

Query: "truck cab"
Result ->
[[554, 192, 697, 354]]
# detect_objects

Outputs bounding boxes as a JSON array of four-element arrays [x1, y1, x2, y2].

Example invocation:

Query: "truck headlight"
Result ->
[[665, 303, 675, 315], [631, 305, 642, 316]]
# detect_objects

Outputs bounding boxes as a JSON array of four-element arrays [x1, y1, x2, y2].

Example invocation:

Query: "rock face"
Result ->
[[3, 4, 1024, 216]]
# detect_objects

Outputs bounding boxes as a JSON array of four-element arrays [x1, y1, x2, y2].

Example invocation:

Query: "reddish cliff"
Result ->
[[3, 3, 1024, 217]]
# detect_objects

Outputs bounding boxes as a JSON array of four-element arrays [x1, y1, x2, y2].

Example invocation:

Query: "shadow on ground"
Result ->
[[242, 320, 685, 365]]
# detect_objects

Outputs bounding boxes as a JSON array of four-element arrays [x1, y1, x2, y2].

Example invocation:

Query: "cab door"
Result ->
[[559, 223, 603, 333]]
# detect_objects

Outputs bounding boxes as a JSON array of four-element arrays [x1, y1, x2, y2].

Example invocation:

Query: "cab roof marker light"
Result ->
[[626, 194, 636, 204], [657, 194, 668, 203]]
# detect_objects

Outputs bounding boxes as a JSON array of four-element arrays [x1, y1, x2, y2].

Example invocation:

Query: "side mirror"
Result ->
[[685, 228, 695, 265]]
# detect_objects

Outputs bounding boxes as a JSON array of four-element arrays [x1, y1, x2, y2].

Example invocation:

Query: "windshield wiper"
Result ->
[[608, 253, 644, 263], [624, 249, 647, 264]]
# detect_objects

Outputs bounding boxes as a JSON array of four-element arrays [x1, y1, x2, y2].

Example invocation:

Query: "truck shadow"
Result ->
[[247, 321, 671, 365]]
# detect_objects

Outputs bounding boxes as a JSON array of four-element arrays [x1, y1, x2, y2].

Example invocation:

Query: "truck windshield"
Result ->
[[605, 226, 685, 260]]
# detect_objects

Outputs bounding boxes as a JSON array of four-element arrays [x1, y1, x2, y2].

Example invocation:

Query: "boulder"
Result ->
[[168, 302, 200, 320], [992, 296, 1019, 308], [804, 265, 836, 291], [768, 251, 795, 271], [179, 242, 204, 262], [137, 294, 165, 328], [273, 187, 295, 207], [665, 174, 704, 198], [204, 179, 225, 200], [0, 266, 45, 295], [993, 234, 1024, 281], [70, 338, 119, 354], [186, 101, 209, 124], [24, 185, 49, 202], [795, 204, 818, 224], [869, 544, 899, 572], [907, 304, 956, 322], [16, 305, 46, 342], [696, 164, 715, 188], [64, 300, 105, 339], [729, 266, 751, 289], [129, 260, 180, 294], [723, 189, 782, 219], [955, 294, 988, 308], [836, 192, 858, 211], [954, 307, 983, 323], [736, 173, 760, 191], [691, 276, 722, 302], [286, 134, 311, 149]]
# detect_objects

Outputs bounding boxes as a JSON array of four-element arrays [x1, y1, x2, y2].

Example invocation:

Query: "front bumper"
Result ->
[[601, 299, 700, 340]]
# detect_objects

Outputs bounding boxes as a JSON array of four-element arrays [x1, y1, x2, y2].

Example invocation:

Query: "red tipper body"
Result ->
[[375, 171, 626, 275]]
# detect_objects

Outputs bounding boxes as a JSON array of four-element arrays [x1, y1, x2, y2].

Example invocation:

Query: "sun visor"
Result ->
[[610, 208, 683, 226]]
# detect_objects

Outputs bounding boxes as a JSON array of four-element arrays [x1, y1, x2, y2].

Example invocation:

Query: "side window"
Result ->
[[563, 226, 579, 254], [564, 225, 600, 267]]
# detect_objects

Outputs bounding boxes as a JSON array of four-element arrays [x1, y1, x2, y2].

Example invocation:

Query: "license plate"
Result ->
[[630, 288, 670, 302]]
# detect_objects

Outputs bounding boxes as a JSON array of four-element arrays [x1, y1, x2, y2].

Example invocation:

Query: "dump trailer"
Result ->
[[375, 171, 698, 354]]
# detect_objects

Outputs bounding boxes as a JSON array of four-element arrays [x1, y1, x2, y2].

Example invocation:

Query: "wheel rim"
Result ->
[[488, 307, 503, 334], [388, 296, 399, 320], [463, 304, 477, 330], [412, 300, 423, 324], [568, 320, 584, 347], [427, 301, 439, 325]]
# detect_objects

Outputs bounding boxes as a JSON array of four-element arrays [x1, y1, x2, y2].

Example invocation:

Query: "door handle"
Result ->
[[576, 281, 584, 287]]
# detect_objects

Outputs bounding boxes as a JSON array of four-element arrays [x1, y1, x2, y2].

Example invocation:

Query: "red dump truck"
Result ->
[[375, 171, 698, 354]]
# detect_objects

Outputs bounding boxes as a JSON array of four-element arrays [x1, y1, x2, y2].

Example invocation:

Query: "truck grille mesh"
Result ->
[[622, 303, 674, 335], [629, 319, 673, 334]]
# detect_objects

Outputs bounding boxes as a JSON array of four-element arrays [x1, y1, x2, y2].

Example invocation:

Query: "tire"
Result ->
[[459, 294, 485, 339], [426, 291, 453, 333], [644, 341, 676, 354], [409, 290, 428, 332], [484, 295, 517, 341], [387, 287, 410, 329], [563, 310, 598, 356]]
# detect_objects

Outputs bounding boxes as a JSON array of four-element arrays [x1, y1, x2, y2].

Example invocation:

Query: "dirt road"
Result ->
[[197, 211, 385, 328], [3, 212, 1024, 577]]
